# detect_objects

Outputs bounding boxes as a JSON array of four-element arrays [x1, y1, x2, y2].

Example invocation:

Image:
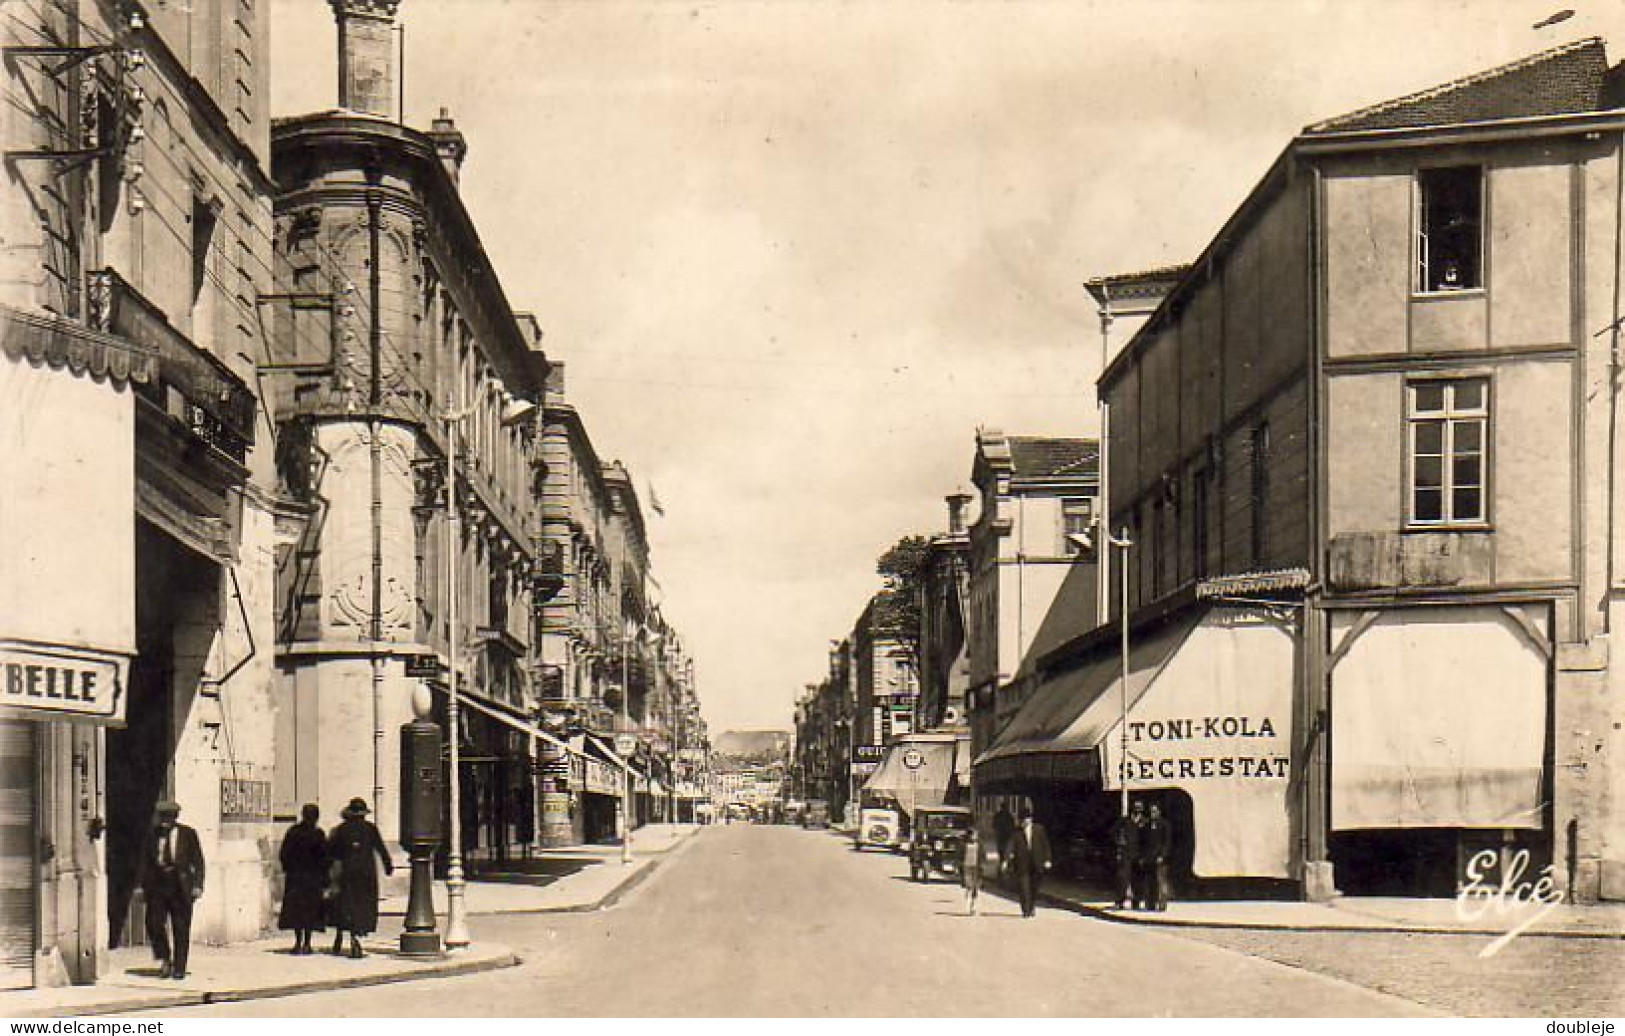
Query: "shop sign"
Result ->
[[584, 757, 619, 795], [0, 641, 129, 724], [1117, 714, 1290, 783], [220, 778, 272, 822], [850, 760, 880, 777], [403, 654, 442, 679], [853, 744, 884, 763]]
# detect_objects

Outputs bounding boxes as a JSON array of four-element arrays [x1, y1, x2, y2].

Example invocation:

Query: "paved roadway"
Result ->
[[155, 824, 1438, 1017]]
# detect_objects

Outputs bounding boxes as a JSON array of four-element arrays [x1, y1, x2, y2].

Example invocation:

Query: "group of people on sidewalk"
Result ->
[[1113, 799, 1173, 912], [954, 798, 1176, 920], [134, 796, 394, 982], [961, 805, 1053, 919], [277, 798, 396, 959]]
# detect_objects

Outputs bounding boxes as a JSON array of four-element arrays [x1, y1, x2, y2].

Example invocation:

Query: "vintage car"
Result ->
[[856, 805, 903, 851], [908, 806, 974, 882], [802, 799, 831, 829]]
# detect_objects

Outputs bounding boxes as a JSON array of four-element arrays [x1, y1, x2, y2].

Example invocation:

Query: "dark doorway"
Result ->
[[106, 522, 216, 946]]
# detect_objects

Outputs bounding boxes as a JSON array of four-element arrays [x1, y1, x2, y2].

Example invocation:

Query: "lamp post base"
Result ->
[[399, 848, 442, 956], [444, 855, 471, 949]]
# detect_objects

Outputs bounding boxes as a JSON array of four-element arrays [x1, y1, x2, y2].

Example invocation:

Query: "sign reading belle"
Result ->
[[0, 641, 129, 724]]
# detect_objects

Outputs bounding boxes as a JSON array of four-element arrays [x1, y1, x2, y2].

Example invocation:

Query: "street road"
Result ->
[[155, 825, 1440, 1017]]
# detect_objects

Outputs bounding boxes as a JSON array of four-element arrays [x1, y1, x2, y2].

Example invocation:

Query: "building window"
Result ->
[[1192, 467, 1210, 579], [1060, 497, 1093, 556], [1408, 377, 1489, 525], [1249, 423, 1270, 567], [1417, 166, 1482, 293]]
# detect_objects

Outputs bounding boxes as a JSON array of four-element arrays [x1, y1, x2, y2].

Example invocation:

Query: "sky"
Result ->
[[270, 0, 1620, 733]]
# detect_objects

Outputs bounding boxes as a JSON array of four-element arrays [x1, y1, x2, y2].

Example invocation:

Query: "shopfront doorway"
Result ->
[[0, 722, 36, 990], [106, 522, 217, 946]]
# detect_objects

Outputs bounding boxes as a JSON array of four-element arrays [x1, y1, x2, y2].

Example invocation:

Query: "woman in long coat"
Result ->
[[328, 798, 394, 958], [277, 803, 327, 954]]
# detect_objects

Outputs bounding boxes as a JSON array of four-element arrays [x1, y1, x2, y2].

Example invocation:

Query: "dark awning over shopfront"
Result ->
[[975, 607, 1297, 878], [976, 609, 1202, 780]]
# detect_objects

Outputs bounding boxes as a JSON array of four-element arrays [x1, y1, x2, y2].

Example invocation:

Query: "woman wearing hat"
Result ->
[[327, 798, 394, 958], [277, 803, 327, 955]]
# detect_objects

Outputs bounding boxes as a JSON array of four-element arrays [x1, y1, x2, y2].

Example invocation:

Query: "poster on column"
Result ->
[[1096, 609, 1295, 878]]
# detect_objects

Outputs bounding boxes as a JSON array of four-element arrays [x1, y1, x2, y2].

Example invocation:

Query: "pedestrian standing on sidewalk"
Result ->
[[277, 803, 327, 955], [961, 827, 983, 916], [328, 798, 394, 959], [1009, 806, 1052, 919], [1142, 803, 1173, 912], [137, 801, 204, 980], [1113, 800, 1146, 910]]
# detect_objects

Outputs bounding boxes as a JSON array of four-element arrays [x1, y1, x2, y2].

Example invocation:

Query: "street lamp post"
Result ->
[[443, 406, 471, 951], [1108, 526, 1133, 819], [620, 630, 634, 865]]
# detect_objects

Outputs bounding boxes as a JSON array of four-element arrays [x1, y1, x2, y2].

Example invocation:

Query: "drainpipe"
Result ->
[[367, 187, 386, 817]]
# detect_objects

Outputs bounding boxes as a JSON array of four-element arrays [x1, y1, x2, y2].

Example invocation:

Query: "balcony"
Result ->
[[90, 269, 255, 464]]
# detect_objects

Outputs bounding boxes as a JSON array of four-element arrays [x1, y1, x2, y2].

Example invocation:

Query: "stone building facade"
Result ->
[[2, 0, 281, 986]]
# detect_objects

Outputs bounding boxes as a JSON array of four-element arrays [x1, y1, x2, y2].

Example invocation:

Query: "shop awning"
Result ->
[[441, 689, 575, 756], [976, 609, 1202, 770], [584, 732, 645, 780], [863, 738, 960, 809], [1331, 604, 1547, 831], [976, 607, 1297, 878]]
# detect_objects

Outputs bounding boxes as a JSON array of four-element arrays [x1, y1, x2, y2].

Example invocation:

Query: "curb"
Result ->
[[10, 950, 521, 1019], [385, 829, 700, 918], [1034, 891, 1625, 941]]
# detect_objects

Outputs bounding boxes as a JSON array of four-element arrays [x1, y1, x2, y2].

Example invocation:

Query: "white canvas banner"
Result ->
[[1099, 609, 1295, 878], [1331, 605, 1546, 831]]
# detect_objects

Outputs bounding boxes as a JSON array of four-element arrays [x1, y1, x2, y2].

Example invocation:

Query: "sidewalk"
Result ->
[[0, 933, 518, 1019], [0, 824, 701, 1019], [379, 822, 700, 917], [1036, 876, 1625, 939]]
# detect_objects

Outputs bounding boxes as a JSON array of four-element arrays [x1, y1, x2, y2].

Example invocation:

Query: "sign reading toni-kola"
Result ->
[[0, 640, 129, 724], [1119, 712, 1290, 782]]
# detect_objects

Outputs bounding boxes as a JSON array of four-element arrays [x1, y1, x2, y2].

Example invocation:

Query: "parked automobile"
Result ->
[[803, 799, 831, 828], [856, 805, 902, 851], [908, 806, 973, 882]]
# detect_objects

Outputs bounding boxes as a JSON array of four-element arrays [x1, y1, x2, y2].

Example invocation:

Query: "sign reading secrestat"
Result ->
[[0, 641, 129, 724]]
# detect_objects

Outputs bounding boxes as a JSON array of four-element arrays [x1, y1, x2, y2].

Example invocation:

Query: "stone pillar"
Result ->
[[329, 0, 402, 118]]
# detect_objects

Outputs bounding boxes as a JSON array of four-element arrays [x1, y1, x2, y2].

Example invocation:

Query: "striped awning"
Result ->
[[0, 304, 157, 385]]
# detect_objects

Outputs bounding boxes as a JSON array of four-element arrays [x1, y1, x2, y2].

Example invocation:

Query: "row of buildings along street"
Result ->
[[795, 36, 1625, 910], [0, 0, 710, 991]]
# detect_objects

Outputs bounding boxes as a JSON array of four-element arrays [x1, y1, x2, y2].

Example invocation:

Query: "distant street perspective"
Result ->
[[8, 0, 1625, 1020], [160, 825, 1620, 1018]]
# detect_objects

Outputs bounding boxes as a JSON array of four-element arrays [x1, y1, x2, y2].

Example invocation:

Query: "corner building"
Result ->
[[2, 0, 281, 986], [268, 0, 552, 859], [985, 39, 1625, 902]]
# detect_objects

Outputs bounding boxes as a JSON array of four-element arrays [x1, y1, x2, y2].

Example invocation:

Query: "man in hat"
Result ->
[[138, 801, 204, 980]]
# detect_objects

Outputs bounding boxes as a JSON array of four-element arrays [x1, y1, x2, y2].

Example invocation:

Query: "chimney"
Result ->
[[946, 491, 972, 535], [428, 107, 468, 186], [329, 0, 401, 118]]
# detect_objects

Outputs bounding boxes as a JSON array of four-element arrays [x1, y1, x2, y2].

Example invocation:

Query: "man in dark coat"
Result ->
[[1008, 806, 1052, 918], [138, 801, 204, 980], [277, 803, 327, 954], [1141, 802, 1173, 912], [1113, 800, 1147, 909], [328, 798, 394, 958]]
